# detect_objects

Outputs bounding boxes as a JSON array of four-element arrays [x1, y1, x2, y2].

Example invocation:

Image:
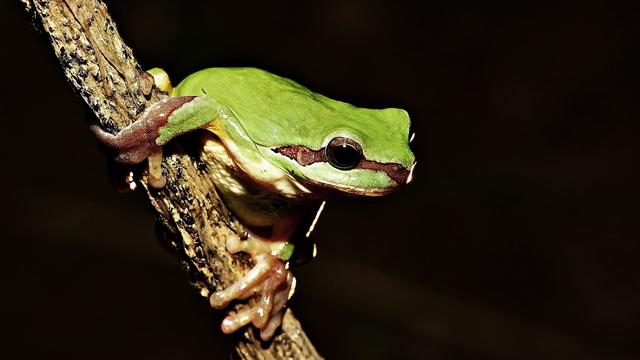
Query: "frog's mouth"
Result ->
[[272, 145, 414, 196]]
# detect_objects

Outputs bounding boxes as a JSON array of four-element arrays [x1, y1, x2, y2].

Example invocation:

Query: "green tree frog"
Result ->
[[92, 67, 416, 340]]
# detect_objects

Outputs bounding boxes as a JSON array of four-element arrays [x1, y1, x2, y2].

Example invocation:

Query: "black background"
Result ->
[[2, 1, 638, 359]]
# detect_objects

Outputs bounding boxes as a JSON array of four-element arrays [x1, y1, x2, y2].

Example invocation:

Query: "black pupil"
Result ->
[[326, 138, 362, 170]]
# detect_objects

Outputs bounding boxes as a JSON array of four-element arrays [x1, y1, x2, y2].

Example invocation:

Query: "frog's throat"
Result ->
[[273, 145, 411, 185], [202, 121, 313, 198]]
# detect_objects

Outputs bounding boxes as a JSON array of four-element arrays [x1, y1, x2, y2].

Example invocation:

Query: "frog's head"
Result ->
[[266, 106, 416, 197]]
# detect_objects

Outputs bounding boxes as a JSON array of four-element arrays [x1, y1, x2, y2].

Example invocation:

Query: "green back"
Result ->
[[173, 67, 413, 168]]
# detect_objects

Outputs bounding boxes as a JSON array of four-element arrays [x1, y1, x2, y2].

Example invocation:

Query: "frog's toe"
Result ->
[[260, 308, 285, 341], [220, 306, 257, 334], [224, 233, 243, 254], [258, 270, 293, 340], [147, 150, 166, 189], [252, 260, 290, 328]]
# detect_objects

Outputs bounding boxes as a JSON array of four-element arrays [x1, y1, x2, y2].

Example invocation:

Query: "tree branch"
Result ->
[[21, 0, 322, 358]]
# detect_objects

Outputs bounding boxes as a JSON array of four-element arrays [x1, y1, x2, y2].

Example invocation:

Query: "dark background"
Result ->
[[2, 1, 638, 359]]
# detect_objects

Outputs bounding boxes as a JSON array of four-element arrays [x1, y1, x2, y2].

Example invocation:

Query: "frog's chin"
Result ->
[[299, 177, 401, 198]]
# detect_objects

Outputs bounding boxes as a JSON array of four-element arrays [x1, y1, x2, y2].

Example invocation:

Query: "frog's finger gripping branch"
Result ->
[[90, 96, 198, 188]]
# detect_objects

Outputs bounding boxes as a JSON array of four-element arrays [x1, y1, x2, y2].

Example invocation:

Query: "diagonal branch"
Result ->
[[21, 0, 322, 358]]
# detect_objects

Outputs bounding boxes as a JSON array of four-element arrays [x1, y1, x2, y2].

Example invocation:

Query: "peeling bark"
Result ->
[[21, 0, 322, 358]]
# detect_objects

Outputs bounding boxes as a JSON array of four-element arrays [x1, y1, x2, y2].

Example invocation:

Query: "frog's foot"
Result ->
[[209, 233, 295, 341]]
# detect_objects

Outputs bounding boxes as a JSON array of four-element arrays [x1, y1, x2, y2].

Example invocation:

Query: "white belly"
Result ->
[[200, 135, 307, 227]]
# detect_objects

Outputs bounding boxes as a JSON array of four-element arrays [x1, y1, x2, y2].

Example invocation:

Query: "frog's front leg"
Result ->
[[90, 96, 207, 188], [210, 216, 299, 341]]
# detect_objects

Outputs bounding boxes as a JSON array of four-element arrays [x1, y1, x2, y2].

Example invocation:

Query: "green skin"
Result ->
[[92, 67, 415, 340], [169, 68, 414, 192]]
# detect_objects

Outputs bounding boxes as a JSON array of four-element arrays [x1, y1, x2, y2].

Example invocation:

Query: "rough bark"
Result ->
[[21, 1, 322, 358]]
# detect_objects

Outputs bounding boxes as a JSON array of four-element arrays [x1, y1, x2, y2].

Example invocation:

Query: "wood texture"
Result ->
[[21, 0, 322, 358]]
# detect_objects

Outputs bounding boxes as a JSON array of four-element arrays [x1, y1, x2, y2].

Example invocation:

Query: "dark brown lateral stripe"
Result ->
[[358, 159, 410, 185], [273, 145, 410, 185], [275, 145, 324, 166]]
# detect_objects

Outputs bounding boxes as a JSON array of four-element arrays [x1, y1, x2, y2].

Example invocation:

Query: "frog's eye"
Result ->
[[325, 137, 363, 170]]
